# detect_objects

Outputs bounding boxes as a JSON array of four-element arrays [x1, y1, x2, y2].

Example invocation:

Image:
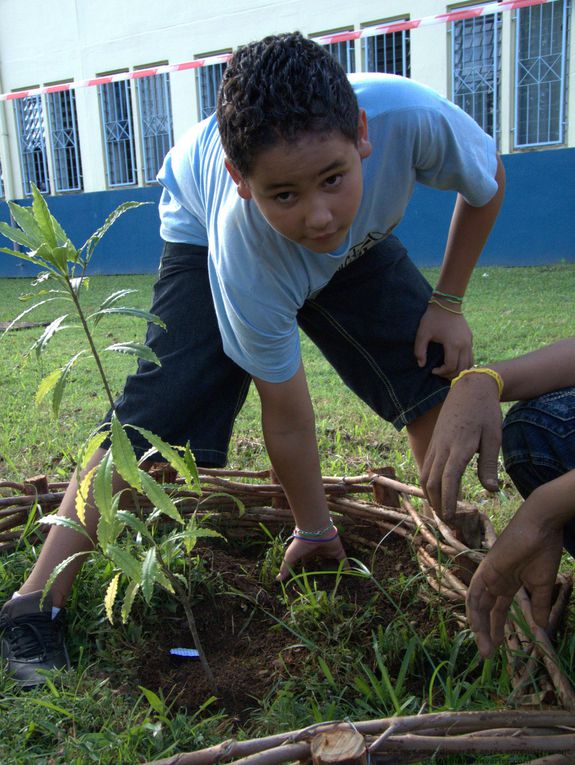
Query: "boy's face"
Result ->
[[226, 110, 372, 253]]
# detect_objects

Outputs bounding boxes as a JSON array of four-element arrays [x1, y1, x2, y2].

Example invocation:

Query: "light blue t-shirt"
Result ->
[[158, 73, 498, 383]]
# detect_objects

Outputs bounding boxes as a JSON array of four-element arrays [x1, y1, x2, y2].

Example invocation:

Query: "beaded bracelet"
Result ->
[[293, 517, 335, 539], [450, 367, 504, 399], [428, 297, 463, 316]]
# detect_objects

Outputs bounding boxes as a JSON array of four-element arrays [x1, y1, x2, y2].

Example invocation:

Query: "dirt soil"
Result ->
[[134, 529, 433, 724]]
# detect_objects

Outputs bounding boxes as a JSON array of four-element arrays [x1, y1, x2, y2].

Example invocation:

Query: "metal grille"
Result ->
[[363, 28, 411, 76], [324, 39, 356, 73], [14, 95, 50, 195], [99, 80, 137, 187], [136, 72, 174, 183], [197, 62, 226, 120], [46, 89, 83, 192], [451, 10, 501, 139], [515, 0, 569, 147]]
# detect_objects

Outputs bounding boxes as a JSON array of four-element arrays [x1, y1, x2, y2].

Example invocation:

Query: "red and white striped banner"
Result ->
[[0, 0, 556, 103]]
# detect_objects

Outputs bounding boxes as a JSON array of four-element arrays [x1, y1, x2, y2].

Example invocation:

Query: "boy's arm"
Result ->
[[422, 337, 575, 520], [467, 470, 575, 657], [253, 363, 348, 579], [414, 155, 506, 376]]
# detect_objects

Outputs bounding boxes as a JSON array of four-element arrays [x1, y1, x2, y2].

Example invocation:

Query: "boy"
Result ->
[[0, 32, 504, 687], [420, 338, 575, 658]]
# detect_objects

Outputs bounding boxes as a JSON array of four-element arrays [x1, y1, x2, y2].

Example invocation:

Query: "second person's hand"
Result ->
[[276, 532, 349, 582]]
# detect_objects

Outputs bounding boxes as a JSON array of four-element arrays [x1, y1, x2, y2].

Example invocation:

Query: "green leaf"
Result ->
[[80, 201, 151, 261], [129, 427, 198, 489], [98, 289, 138, 309], [104, 342, 161, 366], [96, 496, 122, 548], [31, 314, 72, 358], [110, 416, 141, 490], [38, 515, 92, 540], [121, 580, 140, 623], [8, 199, 49, 247], [139, 471, 183, 524], [138, 686, 166, 715], [1, 297, 67, 342], [141, 548, 157, 604], [116, 510, 154, 541], [105, 573, 121, 624], [78, 429, 109, 469], [50, 351, 87, 416], [31, 185, 57, 248], [36, 369, 63, 406], [0, 220, 35, 249], [105, 544, 142, 583], [88, 306, 166, 329], [0, 243, 46, 266], [42, 551, 91, 597], [93, 450, 114, 522]]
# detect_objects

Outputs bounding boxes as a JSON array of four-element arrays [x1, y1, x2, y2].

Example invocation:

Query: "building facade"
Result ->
[[0, 0, 573, 274]]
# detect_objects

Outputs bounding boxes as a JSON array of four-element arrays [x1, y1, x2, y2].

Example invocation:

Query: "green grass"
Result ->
[[0, 264, 574, 764]]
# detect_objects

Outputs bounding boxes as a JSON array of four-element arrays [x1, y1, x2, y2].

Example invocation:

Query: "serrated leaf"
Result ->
[[51, 351, 87, 416], [141, 548, 157, 604], [121, 580, 140, 623], [36, 369, 63, 406], [139, 471, 183, 524], [76, 465, 97, 526], [183, 442, 201, 490], [8, 198, 47, 246], [116, 510, 153, 541], [88, 306, 166, 329], [105, 572, 121, 624], [92, 450, 114, 522], [31, 185, 57, 248], [80, 201, 151, 262], [96, 496, 122, 547], [1, 297, 67, 342], [38, 515, 92, 540], [105, 544, 141, 583], [0, 220, 35, 249], [99, 289, 138, 309], [31, 314, 71, 358], [110, 416, 141, 490], [42, 551, 91, 597], [78, 429, 109, 469], [0, 244, 46, 266], [104, 342, 161, 366], [129, 426, 197, 489]]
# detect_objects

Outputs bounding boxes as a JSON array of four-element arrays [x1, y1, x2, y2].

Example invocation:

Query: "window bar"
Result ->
[[14, 95, 50, 196], [46, 89, 83, 192], [99, 79, 137, 187]]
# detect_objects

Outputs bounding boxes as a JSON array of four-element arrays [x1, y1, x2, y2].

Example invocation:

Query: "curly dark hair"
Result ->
[[216, 31, 359, 177]]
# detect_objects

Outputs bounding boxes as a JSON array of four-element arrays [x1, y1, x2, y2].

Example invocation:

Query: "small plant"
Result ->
[[0, 186, 226, 688]]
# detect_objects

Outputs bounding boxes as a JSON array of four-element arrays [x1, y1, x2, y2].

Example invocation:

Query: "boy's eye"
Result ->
[[274, 191, 295, 203], [324, 174, 343, 188]]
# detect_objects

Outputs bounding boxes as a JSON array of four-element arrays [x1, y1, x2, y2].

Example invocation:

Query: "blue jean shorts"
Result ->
[[502, 387, 575, 555], [103, 236, 449, 466]]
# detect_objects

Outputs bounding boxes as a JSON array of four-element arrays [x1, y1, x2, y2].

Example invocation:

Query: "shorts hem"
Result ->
[[391, 385, 449, 431]]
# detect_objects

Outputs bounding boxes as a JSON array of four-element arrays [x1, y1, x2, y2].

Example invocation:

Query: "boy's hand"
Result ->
[[414, 301, 473, 378], [421, 372, 501, 522], [466, 490, 564, 658], [276, 533, 349, 581]]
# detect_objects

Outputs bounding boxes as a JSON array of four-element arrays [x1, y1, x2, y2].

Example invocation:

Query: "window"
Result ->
[[324, 37, 356, 73], [99, 79, 137, 187], [197, 61, 226, 120], [46, 89, 83, 192], [451, 9, 501, 139], [515, 0, 569, 147], [14, 94, 50, 196], [136, 72, 174, 183], [363, 23, 410, 77]]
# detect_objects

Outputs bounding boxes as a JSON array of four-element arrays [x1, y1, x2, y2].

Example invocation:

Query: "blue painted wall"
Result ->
[[1, 147, 574, 277]]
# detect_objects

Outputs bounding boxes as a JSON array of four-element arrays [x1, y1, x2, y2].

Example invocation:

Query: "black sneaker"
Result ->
[[0, 591, 70, 688]]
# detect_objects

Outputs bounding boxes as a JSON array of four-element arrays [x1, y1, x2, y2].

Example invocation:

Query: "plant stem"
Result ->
[[65, 274, 116, 412], [155, 544, 217, 691]]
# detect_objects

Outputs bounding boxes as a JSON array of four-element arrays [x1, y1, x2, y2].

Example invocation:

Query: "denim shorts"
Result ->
[[502, 387, 575, 555], [102, 235, 449, 466]]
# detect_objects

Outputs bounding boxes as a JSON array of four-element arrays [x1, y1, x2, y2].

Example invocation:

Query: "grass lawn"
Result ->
[[0, 264, 574, 764]]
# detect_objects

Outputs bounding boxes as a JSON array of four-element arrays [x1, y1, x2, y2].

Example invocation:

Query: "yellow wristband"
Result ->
[[450, 367, 504, 399]]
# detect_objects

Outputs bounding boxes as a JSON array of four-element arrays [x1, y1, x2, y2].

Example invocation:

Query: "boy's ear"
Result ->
[[357, 109, 372, 160], [225, 159, 252, 200]]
